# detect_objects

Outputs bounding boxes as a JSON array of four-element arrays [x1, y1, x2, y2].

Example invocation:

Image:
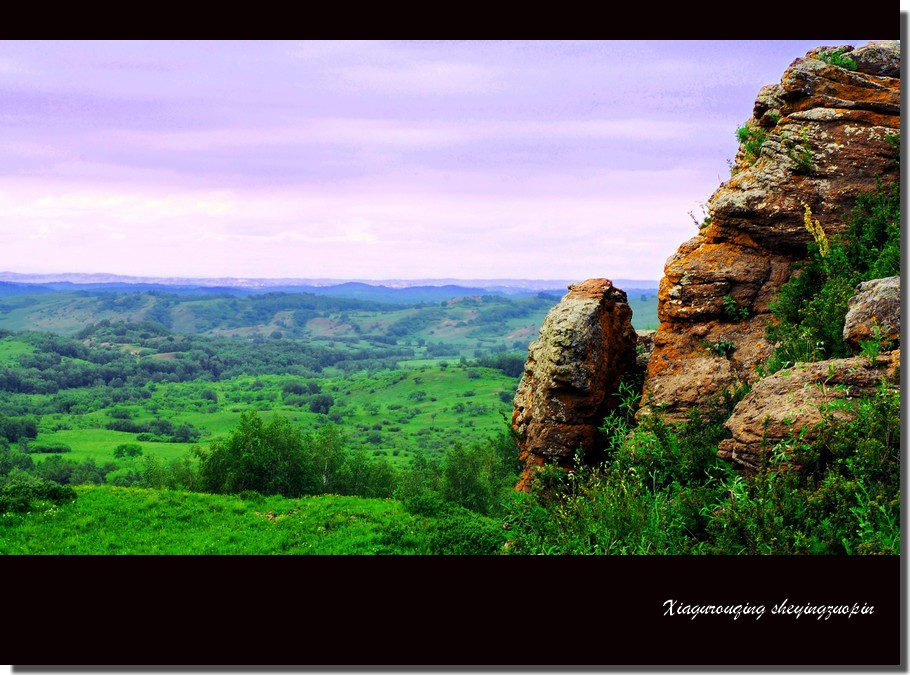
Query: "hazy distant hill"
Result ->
[[0, 272, 659, 295]]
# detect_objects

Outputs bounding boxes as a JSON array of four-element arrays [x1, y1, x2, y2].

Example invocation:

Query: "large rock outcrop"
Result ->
[[718, 351, 900, 472], [512, 279, 637, 491], [640, 42, 901, 422]]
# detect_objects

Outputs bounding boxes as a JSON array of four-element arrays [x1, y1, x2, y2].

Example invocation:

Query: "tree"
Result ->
[[441, 443, 494, 515], [308, 393, 334, 415], [311, 425, 346, 492], [195, 411, 318, 497]]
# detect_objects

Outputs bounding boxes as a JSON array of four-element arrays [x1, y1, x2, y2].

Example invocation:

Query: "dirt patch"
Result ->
[[254, 508, 300, 523]]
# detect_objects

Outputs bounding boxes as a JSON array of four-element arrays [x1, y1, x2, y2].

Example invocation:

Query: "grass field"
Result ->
[[0, 485, 427, 554], [0, 338, 35, 366], [27, 364, 518, 469]]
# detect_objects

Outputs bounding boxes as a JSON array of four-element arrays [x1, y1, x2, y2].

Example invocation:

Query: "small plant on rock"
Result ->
[[688, 203, 712, 230], [788, 129, 814, 175], [706, 339, 736, 358], [736, 124, 768, 165], [722, 295, 750, 322], [817, 47, 857, 71]]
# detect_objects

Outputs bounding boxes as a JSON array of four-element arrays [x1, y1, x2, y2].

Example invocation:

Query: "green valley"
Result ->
[[0, 282, 657, 555]]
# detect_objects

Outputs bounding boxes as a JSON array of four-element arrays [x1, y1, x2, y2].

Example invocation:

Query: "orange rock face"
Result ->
[[512, 279, 637, 491], [640, 42, 901, 422]]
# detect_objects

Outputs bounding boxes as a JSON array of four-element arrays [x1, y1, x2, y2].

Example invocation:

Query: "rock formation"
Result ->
[[843, 276, 901, 350], [718, 350, 899, 472], [720, 274, 901, 472], [512, 279, 637, 491], [639, 42, 901, 422], [635, 330, 656, 370]]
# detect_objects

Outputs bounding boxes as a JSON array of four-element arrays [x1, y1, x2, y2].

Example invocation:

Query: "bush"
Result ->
[[0, 470, 77, 514], [309, 393, 334, 415], [0, 444, 35, 476], [23, 442, 72, 454], [426, 505, 505, 555], [113, 443, 143, 459], [722, 295, 749, 322], [195, 411, 318, 497]]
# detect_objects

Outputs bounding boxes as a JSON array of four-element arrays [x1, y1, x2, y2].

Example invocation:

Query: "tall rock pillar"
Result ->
[[512, 278, 637, 491]]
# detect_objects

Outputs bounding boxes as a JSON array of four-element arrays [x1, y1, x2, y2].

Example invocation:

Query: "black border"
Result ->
[[5, 555, 902, 667]]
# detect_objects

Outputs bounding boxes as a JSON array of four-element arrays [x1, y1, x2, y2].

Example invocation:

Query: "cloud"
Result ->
[[339, 61, 502, 95], [97, 116, 719, 156]]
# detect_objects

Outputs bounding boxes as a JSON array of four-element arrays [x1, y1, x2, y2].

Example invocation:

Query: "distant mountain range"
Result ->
[[0, 272, 660, 296]]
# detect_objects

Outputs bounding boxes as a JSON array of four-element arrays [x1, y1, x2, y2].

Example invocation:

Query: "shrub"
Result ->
[[308, 393, 334, 415], [0, 470, 77, 514], [706, 339, 736, 358], [788, 129, 814, 175], [426, 505, 505, 555], [22, 442, 72, 454], [113, 443, 143, 459], [0, 444, 34, 476], [195, 411, 319, 497]]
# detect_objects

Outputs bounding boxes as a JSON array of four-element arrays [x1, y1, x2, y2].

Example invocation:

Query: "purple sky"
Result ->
[[0, 40, 873, 282]]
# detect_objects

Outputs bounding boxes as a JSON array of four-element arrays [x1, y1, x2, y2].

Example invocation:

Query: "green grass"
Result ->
[[0, 338, 34, 365], [32, 428, 197, 465], [0, 485, 426, 554]]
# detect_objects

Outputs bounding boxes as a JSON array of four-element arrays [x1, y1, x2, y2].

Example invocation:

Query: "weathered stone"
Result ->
[[843, 276, 901, 351], [718, 351, 899, 472], [512, 279, 637, 491], [640, 41, 900, 423], [850, 41, 901, 78], [635, 329, 656, 370]]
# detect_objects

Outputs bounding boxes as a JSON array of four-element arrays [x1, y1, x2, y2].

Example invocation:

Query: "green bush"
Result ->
[[0, 469, 77, 514], [22, 442, 72, 454], [505, 408, 735, 554], [195, 411, 319, 497], [113, 443, 143, 458], [0, 444, 35, 475], [702, 381, 899, 554], [504, 378, 898, 555], [426, 504, 505, 555], [788, 129, 814, 175], [706, 339, 736, 357]]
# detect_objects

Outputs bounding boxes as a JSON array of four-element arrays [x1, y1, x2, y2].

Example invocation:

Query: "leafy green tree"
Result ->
[[308, 393, 334, 415], [441, 443, 494, 515], [195, 411, 318, 497]]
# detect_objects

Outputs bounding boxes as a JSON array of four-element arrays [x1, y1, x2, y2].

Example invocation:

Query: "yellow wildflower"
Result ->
[[803, 204, 829, 258]]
